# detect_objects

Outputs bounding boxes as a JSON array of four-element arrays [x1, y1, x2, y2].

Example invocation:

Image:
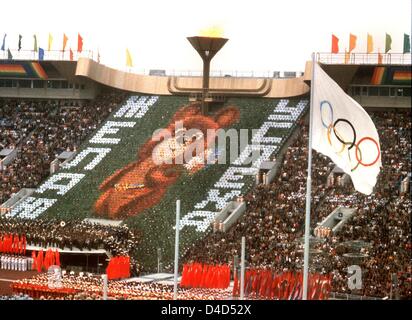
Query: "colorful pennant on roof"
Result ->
[[404, 34, 410, 53], [331, 34, 339, 53], [1, 34, 6, 51], [367, 34, 373, 54], [126, 48, 133, 67], [39, 47, 44, 61], [77, 33, 83, 53], [63, 33, 68, 51], [349, 33, 357, 53], [18, 35, 22, 51], [385, 33, 392, 53], [33, 34, 38, 52], [48, 33, 53, 51]]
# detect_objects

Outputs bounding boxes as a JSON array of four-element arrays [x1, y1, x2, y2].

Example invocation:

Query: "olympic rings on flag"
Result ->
[[332, 119, 356, 150], [319, 100, 380, 171], [320, 101, 333, 128], [327, 124, 346, 154], [349, 145, 362, 172]]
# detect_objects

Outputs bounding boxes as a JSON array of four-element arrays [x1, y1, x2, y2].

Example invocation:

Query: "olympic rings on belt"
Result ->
[[319, 100, 380, 171]]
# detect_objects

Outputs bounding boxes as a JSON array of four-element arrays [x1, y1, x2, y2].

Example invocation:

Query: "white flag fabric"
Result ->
[[312, 63, 382, 195]]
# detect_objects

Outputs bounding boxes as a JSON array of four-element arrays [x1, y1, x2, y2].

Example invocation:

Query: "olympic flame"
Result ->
[[199, 25, 224, 38]]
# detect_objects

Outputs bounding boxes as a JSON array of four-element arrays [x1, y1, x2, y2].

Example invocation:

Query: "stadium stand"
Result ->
[[0, 93, 127, 204], [182, 109, 411, 299], [0, 50, 410, 301]]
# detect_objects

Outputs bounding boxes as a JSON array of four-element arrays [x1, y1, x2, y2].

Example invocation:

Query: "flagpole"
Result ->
[[173, 199, 181, 300], [102, 274, 108, 300], [240, 236, 245, 300], [302, 52, 316, 300]]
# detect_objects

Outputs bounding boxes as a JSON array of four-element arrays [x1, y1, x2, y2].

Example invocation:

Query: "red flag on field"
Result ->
[[319, 277, 332, 300], [37, 250, 44, 272], [265, 271, 274, 297], [225, 265, 231, 288], [185, 263, 193, 287], [261, 270, 272, 297], [77, 33, 83, 53], [23, 235, 26, 255], [55, 249, 60, 266], [51, 249, 55, 266], [32, 251, 37, 271], [185, 263, 192, 286], [259, 270, 267, 297], [310, 274, 321, 300], [43, 249, 50, 270], [69, 48, 73, 61], [245, 269, 252, 295], [292, 281, 301, 300], [251, 270, 259, 295], [125, 256, 130, 278], [287, 273, 298, 300], [7, 234, 10, 253], [180, 264, 188, 287], [233, 270, 239, 296], [13, 234, 19, 254], [208, 266, 216, 288], [18, 235, 23, 254], [195, 263, 203, 287], [331, 34, 339, 53], [7, 234, 12, 253], [200, 264, 208, 287]]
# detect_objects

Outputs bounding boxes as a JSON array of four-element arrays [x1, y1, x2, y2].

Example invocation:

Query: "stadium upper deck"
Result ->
[[0, 52, 410, 108]]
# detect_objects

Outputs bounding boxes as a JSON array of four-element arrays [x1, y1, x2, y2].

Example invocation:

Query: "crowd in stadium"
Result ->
[[0, 93, 126, 204], [0, 89, 410, 299], [327, 111, 411, 298], [183, 124, 331, 270], [183, 110, 411, 299]]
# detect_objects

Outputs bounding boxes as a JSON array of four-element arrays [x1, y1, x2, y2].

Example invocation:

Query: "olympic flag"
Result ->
[[311, 63, 382, 195]]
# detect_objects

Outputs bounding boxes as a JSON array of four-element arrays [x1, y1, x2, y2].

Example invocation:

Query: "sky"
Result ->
[[1, 0, 411, 73]]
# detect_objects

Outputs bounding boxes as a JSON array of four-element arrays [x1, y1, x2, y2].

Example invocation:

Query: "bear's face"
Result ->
[[94, 104, 240, 219]]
